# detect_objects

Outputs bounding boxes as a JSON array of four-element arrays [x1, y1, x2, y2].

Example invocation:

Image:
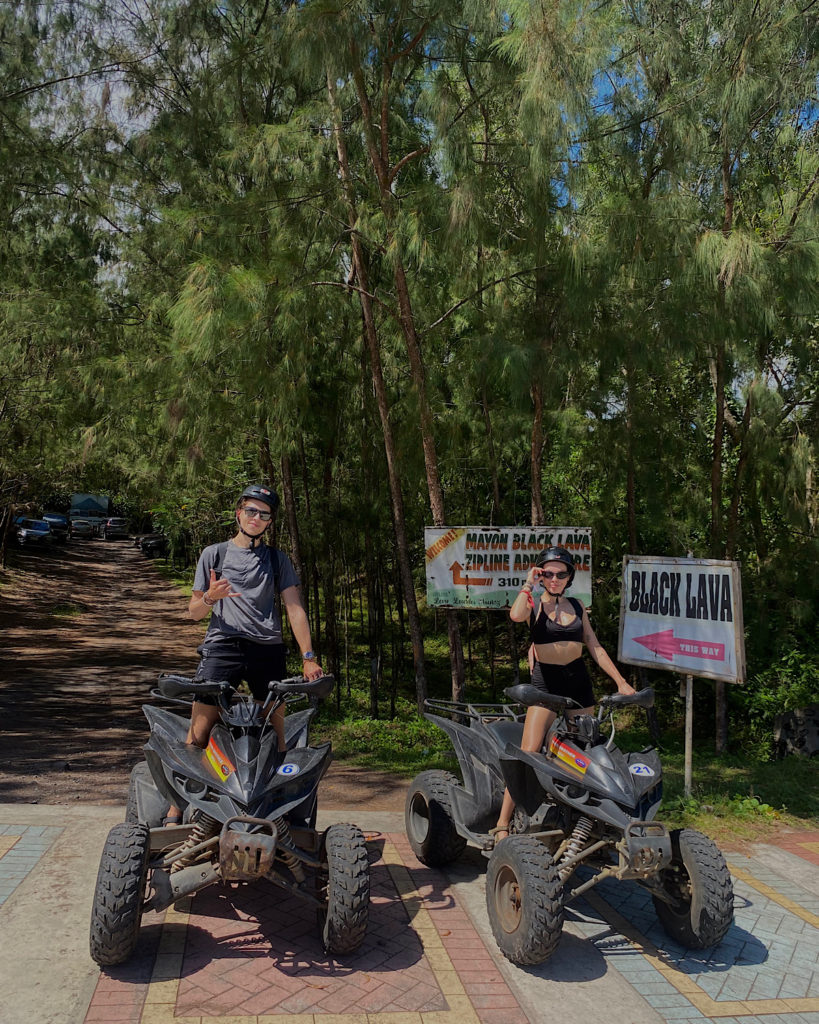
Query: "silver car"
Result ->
[[70, 518, 94, 539], [100, 517, 129, 540]]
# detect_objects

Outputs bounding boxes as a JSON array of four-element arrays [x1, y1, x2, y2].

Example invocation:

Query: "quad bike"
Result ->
[[405, 684, 733, 966], [90, 673, 369, 966]]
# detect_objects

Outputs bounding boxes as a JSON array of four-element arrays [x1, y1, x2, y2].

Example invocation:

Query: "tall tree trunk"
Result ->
[[347, 52, 465, 705], [625, 366, 638, 554], [327, 71, 427, 709], [530, 378, 545, 526], [711, 142, 736, 754], [280, 453, 307, 617]]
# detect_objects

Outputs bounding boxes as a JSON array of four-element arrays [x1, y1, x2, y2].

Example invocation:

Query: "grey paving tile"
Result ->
[[715, 976, 754, 1001], [644, 993, 696, 1009], [650, 1006, 704, 1019], [631, 982, 681, 996]]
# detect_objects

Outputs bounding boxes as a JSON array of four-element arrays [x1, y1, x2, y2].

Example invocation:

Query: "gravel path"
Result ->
[[0, 540, 407, 811]]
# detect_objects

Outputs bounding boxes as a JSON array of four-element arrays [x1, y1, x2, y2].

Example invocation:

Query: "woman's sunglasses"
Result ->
[[539, 570, 570, 580]]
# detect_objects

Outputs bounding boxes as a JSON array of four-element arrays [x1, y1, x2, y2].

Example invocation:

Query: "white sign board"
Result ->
[[618, 556, 745, 683], [425, 527, 592, 610]]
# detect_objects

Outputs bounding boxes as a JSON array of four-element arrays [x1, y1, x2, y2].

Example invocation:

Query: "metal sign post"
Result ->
[[684, 674, 694, 798]]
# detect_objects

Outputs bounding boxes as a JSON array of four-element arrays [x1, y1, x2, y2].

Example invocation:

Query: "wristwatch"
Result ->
[[302, 650, 316, 661]]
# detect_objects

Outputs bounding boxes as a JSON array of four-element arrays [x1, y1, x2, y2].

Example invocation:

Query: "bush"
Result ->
[[736, 645, 819, 758]]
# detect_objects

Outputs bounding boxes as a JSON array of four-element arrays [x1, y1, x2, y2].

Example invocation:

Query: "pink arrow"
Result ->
[[633, 629, 725, 662]]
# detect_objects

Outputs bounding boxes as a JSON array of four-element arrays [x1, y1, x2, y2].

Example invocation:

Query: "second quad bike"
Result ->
[[90, 673, 369, 966], [405, 685, 733, 965]]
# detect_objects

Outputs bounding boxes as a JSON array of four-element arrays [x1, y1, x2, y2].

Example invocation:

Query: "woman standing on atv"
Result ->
[[492, 546, 634, 842]]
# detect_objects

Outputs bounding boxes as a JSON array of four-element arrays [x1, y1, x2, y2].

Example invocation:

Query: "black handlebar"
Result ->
[[156, 672, 335, 702]]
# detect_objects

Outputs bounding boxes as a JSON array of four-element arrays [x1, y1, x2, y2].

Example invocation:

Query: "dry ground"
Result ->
[[0, 539, 408, 811]]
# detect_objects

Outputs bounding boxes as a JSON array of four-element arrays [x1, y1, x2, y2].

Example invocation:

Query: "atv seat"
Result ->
[[485, 719, 525, 750]]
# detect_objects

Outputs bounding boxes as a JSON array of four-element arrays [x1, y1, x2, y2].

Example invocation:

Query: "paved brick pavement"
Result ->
[[2, 816, 818, 1024], [0, 822, 62, 907], [84, 831, 530, 1024]]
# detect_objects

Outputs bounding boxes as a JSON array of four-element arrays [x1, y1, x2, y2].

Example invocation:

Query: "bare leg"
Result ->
[[257, 700, 286, 752], [494, 705, 556, 839], [166, 701, 221, 824]]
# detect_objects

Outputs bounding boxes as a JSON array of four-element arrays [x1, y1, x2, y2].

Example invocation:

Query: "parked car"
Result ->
[[140, 533, 168, 557], [15, 519, 52, 546], [100, 517, 129, 540], [42, 512, 69, 543], [70, 518, 95, 539]]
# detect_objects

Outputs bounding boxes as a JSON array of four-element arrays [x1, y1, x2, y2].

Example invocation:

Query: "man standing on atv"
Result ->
[[166, 483, 322, 825], [492, 545, 634, 842]]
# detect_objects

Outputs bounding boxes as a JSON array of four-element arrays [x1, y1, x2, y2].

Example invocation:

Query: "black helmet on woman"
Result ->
[[237, 484, 280, 512], [535, 546, 576, 585]]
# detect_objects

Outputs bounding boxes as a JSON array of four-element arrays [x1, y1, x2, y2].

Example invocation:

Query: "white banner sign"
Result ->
[[425, 527, 592, 610], [618, 556, 745, 683]]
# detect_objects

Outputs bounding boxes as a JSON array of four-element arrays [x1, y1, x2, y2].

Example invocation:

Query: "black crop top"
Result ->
[[530, 597, 584, 644]]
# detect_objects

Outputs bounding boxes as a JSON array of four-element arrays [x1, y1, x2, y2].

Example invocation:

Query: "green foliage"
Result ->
[[737, 645, 819, 757], [0, 0, 817, 770]]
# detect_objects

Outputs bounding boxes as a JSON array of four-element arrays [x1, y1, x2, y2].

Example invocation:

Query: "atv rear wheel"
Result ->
[[405, 770, 467, 866], [322, 823, 370, 955], [89, 823, 150, 966], [652, 828, 733, 949], [486, 835, 564, 965]]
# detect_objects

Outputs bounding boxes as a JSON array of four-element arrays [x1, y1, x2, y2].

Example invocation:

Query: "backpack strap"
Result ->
[[211, 541, 230, 576], [266, 545, 281, 595], [568, 597, 584, 618]]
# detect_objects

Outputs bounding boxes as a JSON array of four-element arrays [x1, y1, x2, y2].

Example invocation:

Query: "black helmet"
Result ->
[[536, 546, 576, 585], [238, 484, 279, 513]]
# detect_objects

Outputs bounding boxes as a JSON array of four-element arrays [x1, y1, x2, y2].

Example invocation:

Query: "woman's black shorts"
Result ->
[[193, 638, 287, 704], [530, 657, 594, 708]]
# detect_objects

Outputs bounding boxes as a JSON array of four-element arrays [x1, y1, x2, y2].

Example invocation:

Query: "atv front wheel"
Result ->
[[405, 770, 467, 866], [652, 828, 733, 948], [89, 823, 150, 966], [486, 835, 564, 965], [322, 823, 370, 955]]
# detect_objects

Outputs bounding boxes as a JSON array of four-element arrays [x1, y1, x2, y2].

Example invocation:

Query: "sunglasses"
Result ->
[[539, 570, 570, 580], [242, 507, 272, 521]]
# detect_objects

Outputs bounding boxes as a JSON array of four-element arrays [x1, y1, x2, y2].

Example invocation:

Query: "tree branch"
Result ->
[[387, 146, 429, 187], [426, 266, 549, 332]]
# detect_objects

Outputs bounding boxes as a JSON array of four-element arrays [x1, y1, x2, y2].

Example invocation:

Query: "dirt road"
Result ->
[[0, 540, 408, 811]]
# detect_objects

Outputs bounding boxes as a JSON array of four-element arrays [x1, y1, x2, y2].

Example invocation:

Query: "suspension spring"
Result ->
[[558, 815, 594, 881], [274, 817, 305, 882], [170, 812, 220, 873]]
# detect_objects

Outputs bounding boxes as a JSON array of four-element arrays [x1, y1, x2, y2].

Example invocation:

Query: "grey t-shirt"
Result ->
[[194, 541, 300, 645]]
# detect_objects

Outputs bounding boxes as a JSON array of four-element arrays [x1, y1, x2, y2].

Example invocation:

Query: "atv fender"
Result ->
[[423, 712, 508, 829]]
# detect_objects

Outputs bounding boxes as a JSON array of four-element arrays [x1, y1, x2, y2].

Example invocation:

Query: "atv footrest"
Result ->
[[220, 817, 278, 880], [621, 820, 672, 877]]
